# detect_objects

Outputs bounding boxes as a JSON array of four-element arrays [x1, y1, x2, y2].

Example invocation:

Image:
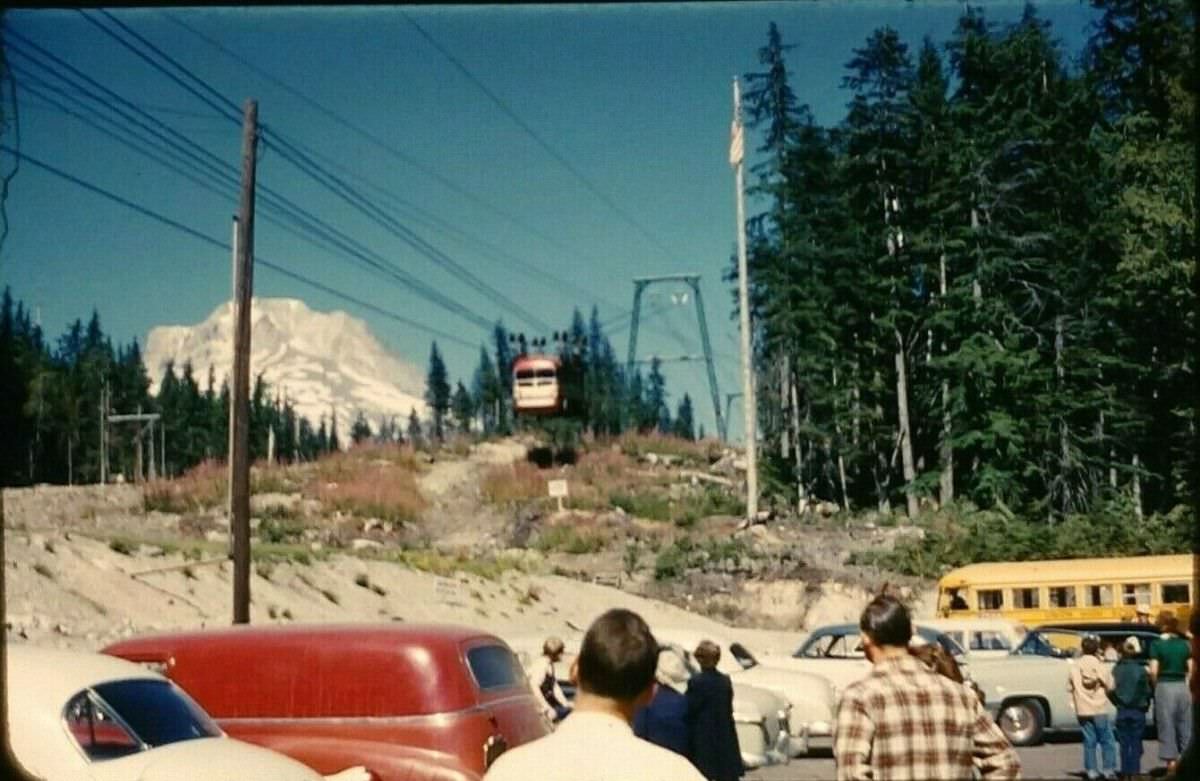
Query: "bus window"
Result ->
[[1013, 588, 1040, 609], [1162, 583, 1191, 604], [1085, 585, 1113, 607], [1121, 583, 1151, 606], [1049, 586, 1077, 607], [977, 590, 1003, 610]]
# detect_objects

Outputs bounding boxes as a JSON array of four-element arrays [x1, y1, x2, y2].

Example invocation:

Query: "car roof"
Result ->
[[1033, 622, 1159, 633], [106, 621, 507, 653], [807, 623, 947, 641], [7, 644, 165, 714]]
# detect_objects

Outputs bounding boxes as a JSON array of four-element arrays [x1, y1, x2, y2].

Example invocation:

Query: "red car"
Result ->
[[103, 623, 550, 781]]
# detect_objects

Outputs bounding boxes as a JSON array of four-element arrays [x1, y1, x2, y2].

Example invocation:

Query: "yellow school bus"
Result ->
[[936, 553, 1194, 626]]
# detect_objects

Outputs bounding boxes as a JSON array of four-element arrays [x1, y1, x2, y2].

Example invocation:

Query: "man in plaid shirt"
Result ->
[[834, 595, 1021, 780]]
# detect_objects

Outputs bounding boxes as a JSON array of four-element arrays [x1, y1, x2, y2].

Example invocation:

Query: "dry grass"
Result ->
[[482, 462, 548, 506], [613, 432, 722, 466], [144, 460, 227, 513], [308, 460, 427, 523]]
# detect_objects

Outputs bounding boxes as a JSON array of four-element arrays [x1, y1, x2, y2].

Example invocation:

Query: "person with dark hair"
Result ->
[[685, 640, 741, 781], [484, 609, 706, 781], [1069, 634, 1117, 780], [530, 636, 572, 723], [1150, 612, 1193, 775], [908, 641, 986, 703], [633, 647, 691, 759], [1109, 636, 1151, 781], [834, 595, 1020, 780]]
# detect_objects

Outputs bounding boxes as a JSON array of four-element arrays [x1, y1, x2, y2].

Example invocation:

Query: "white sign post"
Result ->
[[547, 479, 569, 513]]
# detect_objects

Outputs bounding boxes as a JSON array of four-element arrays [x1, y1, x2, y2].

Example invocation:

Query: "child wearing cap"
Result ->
[[1108, 636, 1151, 781]]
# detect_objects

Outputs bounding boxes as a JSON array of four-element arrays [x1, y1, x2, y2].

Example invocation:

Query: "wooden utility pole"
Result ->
[[731, 77, 758, 522], [230, 100, 258, 625]]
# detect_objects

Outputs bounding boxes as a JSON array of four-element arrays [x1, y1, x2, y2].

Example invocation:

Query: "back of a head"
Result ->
[[1159, 612, 1181, 636], [693, 639, 721, 670], [577, 609, 658, 701], [1081, 634, 1100, 656], [860, 594, 913, 649], [543, 636, 565, 657]]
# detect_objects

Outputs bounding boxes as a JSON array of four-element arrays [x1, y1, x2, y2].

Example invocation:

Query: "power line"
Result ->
[[7, 34, 498, 334], [401, 11, 690, 268], [79, 13, 551, 333], [4, 146, 477, 350], [160, 11, 607, 271]]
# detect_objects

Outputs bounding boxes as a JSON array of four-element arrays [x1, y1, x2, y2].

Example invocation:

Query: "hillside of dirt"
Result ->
[[3, 435, 935, 655]]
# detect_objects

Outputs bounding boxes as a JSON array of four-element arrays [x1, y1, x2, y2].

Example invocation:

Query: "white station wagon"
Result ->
[[6, 644, 366, 781]]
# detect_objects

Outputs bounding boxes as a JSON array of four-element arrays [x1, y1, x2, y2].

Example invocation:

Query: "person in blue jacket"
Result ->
[[686, 639, 742, 781], [633, 646, 692, 759]]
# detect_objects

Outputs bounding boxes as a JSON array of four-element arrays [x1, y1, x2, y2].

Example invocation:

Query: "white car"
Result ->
[[6, 645, 366, 781], [653, 628, 838, 756], [777, 623, 971, 700], [920, 618, 1026, 659]]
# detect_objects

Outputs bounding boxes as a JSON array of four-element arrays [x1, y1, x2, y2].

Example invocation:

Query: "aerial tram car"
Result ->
[[510, 332, 584, 418]]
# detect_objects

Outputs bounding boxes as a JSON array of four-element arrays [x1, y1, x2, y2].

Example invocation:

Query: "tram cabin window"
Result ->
[[1162, 582, 1191, 604], [1013, 588, 1040, 609], [1122, 583, 1151, 606], [1049, 586, 1077, 608], [977, 589, 1003, 610], [1085, 585, 1113, 607]]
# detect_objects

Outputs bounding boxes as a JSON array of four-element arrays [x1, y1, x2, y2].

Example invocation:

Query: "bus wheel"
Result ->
[[998, 698, 1044, 746]]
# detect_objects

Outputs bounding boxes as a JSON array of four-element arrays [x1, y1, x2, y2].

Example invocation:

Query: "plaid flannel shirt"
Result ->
[[834, 653, 1021, 780]]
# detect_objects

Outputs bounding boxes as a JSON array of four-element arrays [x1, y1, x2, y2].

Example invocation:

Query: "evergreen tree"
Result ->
[[472, 346, 499, 434], [407, 408, 424, 446], [425, 341, 451, 441], [673, 394, 696, 441], [451, 381, 474, 434], [492, 323, 514, 435], [328, 407, 341, 452], [350, 411, 372, 445], [645, 358, 669, 433]]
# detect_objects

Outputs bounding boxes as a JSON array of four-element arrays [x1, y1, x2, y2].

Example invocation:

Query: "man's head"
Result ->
[[1081, 634, 1100, 656], [859, 594, 913, 661], [693, 640, 721, 671], [543, 636, 565, 660], [574, 609, 659, 706], [1121, 636, 1142, 658], [1159, 611, 1181, 636], [1135, 603, 1151, 622]]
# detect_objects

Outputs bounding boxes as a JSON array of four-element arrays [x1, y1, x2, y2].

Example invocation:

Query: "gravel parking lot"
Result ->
[[747, 739, 1161, 780]]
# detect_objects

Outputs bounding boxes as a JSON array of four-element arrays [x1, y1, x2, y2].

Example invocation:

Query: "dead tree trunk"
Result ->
[[894, 328, 918, 519]]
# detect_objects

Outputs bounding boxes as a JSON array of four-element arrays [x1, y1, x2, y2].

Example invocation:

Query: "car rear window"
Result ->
[[93, 679, 221, 746], [467, 645, 523, 690]]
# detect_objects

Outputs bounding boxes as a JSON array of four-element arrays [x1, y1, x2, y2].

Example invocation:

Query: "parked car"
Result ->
[[104, 623, 551, 781], [921, 617, 1026, 659], [6, 644, 363, 781], [652, 628, 838, 757], [968, 625, 1160, 746], [783, 623, 970, 698]]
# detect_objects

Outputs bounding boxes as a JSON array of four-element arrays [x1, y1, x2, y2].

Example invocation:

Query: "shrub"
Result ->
[[259, 517, 306, 544], [531, 525, 606, 555], [482, 462, 548, 506], [143, 460, 227, 513], [108, 538, 135, 556], [309, 460, 428, 523]]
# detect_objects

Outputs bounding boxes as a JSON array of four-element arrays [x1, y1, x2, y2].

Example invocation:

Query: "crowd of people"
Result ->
[[488, 598, 1198, 781]]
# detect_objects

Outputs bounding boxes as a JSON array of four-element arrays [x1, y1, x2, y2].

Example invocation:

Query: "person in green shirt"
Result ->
[[1150, 612, 1193, 775]]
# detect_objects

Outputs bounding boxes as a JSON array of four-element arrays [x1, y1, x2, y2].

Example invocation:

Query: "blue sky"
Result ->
[[1, 2, 1100, 438]]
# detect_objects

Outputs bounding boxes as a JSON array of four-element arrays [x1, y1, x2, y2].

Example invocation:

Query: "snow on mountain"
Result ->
[[144, 298, 427, 432]]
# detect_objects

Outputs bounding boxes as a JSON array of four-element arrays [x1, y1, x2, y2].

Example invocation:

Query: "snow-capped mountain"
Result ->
[[144, 298, 427, 432]]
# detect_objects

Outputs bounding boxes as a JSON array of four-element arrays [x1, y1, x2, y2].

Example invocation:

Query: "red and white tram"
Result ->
[[512, 353, 564, 416]]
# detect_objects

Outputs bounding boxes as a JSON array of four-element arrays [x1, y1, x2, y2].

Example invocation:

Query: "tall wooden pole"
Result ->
[[731, 78, 758, 522], [230, 100, 258, 625]]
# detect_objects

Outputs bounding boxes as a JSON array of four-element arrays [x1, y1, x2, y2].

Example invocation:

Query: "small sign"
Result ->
[[547, 480, 569, 498]]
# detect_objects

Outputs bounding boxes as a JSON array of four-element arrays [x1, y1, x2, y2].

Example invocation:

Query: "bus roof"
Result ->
[[938, 553, 1192, 588]]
